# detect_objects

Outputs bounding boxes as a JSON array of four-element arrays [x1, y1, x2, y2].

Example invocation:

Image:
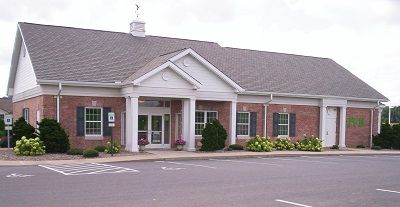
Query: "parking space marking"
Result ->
[[376, 188, 400, 194], [39, 163, 139, 175], [275, 199, 313, 207], [260, 157, 339, 164], [210, 159, 282, 166], [155, 161, 216, 169]]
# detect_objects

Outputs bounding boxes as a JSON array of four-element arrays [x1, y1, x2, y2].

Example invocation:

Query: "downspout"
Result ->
[[57, 82, 62, 123], [264, 93, 273, 137]]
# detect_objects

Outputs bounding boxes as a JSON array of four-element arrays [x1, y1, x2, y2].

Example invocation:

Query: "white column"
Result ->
[[183, 98, 196, 151], [339, 106, 347, 148], [378, 108, 382, 134], [230, 101, 237, 145], [125, 97, 132, 151], [263, 104, 268, 137], [319, 105, 327, 144], [125, 96, 139, 152]]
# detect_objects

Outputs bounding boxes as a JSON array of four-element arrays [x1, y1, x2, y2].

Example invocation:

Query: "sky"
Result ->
[[0, 0, 399, 105]]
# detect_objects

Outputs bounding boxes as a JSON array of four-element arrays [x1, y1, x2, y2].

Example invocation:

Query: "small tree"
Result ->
[[373, 123, 394, 149], [12, 117, 35, 146], [37, 118, 70, 153], [200, 119, 227, 151]]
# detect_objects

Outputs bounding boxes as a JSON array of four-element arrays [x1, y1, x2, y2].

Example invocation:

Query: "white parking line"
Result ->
[[260, 157, 339, 164], [275, 199, 313, 207], [155, 161, 216, 169], [39, 163, 139, 175], [210, 159, 282, 166], [376, 188, 400, 194]]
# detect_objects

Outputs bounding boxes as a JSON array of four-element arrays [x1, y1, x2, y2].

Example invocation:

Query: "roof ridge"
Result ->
[[223, 46, 329, 60]]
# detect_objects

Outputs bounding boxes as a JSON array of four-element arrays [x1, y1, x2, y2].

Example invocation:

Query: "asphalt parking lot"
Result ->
[[1, 155, 399, 207]]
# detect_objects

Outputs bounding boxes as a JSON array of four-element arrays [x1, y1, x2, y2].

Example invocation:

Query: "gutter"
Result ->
[[56, 82, 62, 123], [263, 93, 273, 137]]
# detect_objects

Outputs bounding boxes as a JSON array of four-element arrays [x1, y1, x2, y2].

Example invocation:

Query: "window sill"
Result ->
[[84, 136, 104, 140], [277, 135, 289, 138], [237, 135, 250, 139]]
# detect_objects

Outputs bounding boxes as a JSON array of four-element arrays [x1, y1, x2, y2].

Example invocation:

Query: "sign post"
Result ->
[[108, 112, 115, 156], [4, 115, 13, 149]]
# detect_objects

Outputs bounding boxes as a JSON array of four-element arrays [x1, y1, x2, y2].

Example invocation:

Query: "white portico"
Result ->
[[319, 99, 347, 148], [122, 48, 244, 152]]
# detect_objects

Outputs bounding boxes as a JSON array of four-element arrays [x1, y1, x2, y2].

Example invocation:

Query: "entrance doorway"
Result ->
[[324, 107, 337, 147], [138, 114, 170, 148]]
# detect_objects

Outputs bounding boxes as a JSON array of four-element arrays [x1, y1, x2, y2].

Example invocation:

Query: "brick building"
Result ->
[[6, 21, 387, 151]]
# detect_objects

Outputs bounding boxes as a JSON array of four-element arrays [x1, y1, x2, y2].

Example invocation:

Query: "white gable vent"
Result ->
[[130, 20, 145, 37]]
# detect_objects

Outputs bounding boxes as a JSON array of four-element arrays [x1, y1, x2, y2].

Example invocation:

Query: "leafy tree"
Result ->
[[0, 118, 4, 131], [37, 118, 70, 153], [200, 119, 227, 151], [382, 106, 400, 123], [12, 117, 35, 146]]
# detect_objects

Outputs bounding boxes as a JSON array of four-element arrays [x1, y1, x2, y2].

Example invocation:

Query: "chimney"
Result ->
[[130, 20, 145, 37]]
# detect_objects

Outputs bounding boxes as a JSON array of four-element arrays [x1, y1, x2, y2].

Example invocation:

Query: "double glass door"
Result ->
[[138, 114, 170, 148]]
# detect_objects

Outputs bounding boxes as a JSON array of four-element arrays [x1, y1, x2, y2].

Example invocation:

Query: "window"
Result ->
[[237, 112, 250, 136], [23, 108, 29, 123], [85, 107, 102, 136], [195, 111, 218, 135], [0, 114, 4, 121], [278, 113, 289, 136]]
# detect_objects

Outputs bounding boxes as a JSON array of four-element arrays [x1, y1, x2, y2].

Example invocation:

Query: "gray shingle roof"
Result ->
[[18, 22, 387, 100]]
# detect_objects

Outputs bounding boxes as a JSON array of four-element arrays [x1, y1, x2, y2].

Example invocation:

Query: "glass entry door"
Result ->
[[138, 114, 170, 148]]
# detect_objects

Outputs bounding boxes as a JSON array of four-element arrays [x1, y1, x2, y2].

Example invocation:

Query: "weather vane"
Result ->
[[135, 3, 140, 19]]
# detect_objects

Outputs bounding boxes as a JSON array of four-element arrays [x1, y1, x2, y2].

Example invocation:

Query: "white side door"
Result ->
[[324, 107, 337, 147]]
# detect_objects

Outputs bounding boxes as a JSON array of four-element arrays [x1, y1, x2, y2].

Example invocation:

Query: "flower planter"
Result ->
[[139, 145, 146, 152], [176, 145, 184, 151]]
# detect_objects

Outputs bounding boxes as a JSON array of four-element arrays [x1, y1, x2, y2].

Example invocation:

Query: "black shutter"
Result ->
[[103, 107, 112, 136], [76, 107, 85, 136], [272, 113, 279, 137], [250, 112, 257, 137], [289, 113, 296, 137]]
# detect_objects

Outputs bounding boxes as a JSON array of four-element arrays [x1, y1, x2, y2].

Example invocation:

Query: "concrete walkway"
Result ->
[[1, 148, 400, 166]]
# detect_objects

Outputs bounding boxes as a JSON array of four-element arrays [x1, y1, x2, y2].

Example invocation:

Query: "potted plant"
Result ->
[[138, 138, 149, 152], [174, 138, 186, 151]]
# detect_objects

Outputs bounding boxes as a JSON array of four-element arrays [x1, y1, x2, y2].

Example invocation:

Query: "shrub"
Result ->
[[228, 144, 244, 150], [0, 118, 4, 131], [37, 119, 70, 153], [373, 123, 394, 149], [371, 145, 382, 150], [246, 136, 273, 152], [356, 144, 365, 148], [12, 117, 35, 146], [104, 141, 120, 154], [295, 135, 323, 152], [67, 148, 83, 155], [94, 145, 106, 152], [13, 136, 45, 156], [273, 138, 295, 150], [83, 149, 99, 158], [392, 124, 400, 149], [330, 144, 339, 150], [200, 119, 227, 151]]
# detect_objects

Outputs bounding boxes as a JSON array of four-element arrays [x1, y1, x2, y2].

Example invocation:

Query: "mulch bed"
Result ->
[[0, 148, 142, 161]]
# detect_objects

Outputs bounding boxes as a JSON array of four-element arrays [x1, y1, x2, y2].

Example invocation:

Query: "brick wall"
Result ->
[[346, 107, 373, 147], [267, 104, 320, 142], [13, 96, 44, 127], [236, 102, 264, 140]]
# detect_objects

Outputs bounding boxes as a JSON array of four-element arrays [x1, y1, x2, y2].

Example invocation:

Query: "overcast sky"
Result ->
[[0, 0, 399, 105]]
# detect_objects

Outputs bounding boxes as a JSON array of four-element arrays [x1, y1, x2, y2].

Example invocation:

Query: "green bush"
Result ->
[[200, 119, 227, 151], [273, 138, 295, 150], [356, 144, 365, 148], [94, 145, 106, 152], [373, 123, 394, 149], [37, 119, 70, 153], [371, 145, 382, 150], [330, 144, 339, 150], [83, 149, 99, 158], [12, 117, 35, 146], [13, 136, 45, 156], [246, 136, 273, 152], [67, 148, 83, 155], [392, 124, 400, 149], [295, 135, 323, 152], [228, 144, 244, 150], [104, 141, 120, 154], [0, 118, 4, 131]]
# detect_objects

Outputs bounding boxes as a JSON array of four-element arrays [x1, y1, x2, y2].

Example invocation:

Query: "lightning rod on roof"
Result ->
[[135, 3, 140, 19]]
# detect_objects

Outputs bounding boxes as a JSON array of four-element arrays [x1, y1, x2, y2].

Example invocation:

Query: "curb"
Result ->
[[1, 151, 399, 166]]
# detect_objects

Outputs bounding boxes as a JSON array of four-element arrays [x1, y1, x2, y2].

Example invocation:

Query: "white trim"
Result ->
[[23, 108, 29, 123], [169, 48, 244, 92], [194, 110, 218, 136], [37, 79, 121, 88], [236, 112, 250, 137], [132, 61, 201, 89], [84, 107, 103, 137]]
